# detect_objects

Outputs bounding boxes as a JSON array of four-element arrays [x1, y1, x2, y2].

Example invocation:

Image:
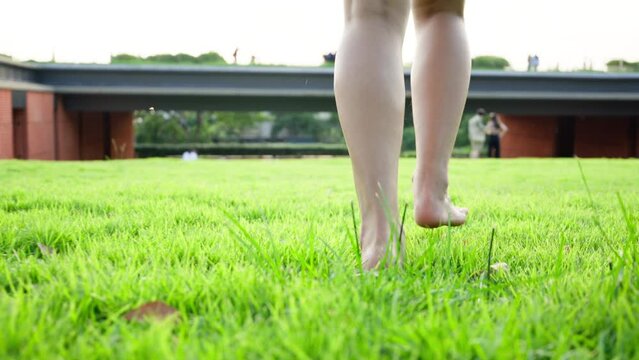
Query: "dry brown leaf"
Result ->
[[37, 243, 55, 256], [123, 301, 178, 322]]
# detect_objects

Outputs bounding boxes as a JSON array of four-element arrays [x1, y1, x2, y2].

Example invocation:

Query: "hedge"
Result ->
[[135, 143, 349, 157], [135, 143, 475, 158]]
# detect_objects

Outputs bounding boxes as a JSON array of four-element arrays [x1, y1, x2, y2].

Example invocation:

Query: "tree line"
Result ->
[[111, 52, 227, 65], [134, 110, 343, 144]]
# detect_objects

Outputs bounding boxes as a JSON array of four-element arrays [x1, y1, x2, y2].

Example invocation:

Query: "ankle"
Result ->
[[413, 174, 449, 201], [360, 219, 404, 269], [360, 215, 398, 244], [414, 161, 448, 183], [359, 202, 399, 227]]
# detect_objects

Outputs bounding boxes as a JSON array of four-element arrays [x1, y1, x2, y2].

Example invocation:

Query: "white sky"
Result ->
[[1, 0, 638, 71]]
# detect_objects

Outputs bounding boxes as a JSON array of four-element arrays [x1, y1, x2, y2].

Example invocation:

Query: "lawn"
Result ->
[[1, 158, 638, 359]]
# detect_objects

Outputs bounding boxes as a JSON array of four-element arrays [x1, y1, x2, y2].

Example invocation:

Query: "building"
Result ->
[[1, 58, 638, 160]]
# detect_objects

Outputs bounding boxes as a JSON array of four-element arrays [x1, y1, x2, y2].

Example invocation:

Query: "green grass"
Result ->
[[1, 158, 638, 359]]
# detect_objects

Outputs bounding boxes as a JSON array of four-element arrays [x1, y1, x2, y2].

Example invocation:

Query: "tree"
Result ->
[[269, 112, 343, 142], [134, 109, 346, 144], [197, 52, 226, 64], [210, 112, 270, 140], [134, 110, 187, 143], [271, 112, 320, 140]]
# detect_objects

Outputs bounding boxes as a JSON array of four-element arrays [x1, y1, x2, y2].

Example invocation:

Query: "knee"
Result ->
[[348, 0, 410, 32], [412, 0, 465, 24]]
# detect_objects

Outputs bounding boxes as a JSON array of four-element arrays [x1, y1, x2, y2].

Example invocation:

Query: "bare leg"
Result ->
[[335, 0, 409, 269], [411, 11, 471, 228]]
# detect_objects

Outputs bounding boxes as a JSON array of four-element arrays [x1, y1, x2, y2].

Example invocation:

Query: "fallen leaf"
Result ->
[[123, 301, 178, 322], [37, 243, 55, 256]]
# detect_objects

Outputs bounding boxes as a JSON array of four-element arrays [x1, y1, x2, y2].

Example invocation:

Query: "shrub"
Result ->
[[606, 59, 639, 72], [472, 56, 510, 70]]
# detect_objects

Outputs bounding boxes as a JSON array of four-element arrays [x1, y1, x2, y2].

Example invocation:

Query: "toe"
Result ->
[[449, 207, 467, 226]]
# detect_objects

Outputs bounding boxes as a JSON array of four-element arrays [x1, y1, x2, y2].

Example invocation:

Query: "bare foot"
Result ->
[[359, 219, 404, 270], [414, 195, 467, 228], [413, 171, 468, 228]]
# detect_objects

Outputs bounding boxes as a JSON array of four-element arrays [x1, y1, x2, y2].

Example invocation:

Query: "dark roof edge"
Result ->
[[0, 58, 636, 80]]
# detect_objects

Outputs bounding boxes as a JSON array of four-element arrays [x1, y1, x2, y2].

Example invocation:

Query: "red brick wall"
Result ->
[[80, 112, 105, 160], [0, 90, 13, 159], [55, 98, 80, 160], [109, 112, 134, 159], [574, 117, 634, 158], [25, 92, 55, 160], [499, 115, 559, 157]]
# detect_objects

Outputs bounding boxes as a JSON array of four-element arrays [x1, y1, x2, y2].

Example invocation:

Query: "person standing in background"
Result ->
[[232, 48, 239, 64], [531, 54, 540, 71], [468, 108, 486, 158], [485, 112, 508, 158], [527, 55, 533, 72]]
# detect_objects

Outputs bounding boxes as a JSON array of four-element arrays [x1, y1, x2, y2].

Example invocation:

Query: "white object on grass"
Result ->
[[182, 151, 199, 161]]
